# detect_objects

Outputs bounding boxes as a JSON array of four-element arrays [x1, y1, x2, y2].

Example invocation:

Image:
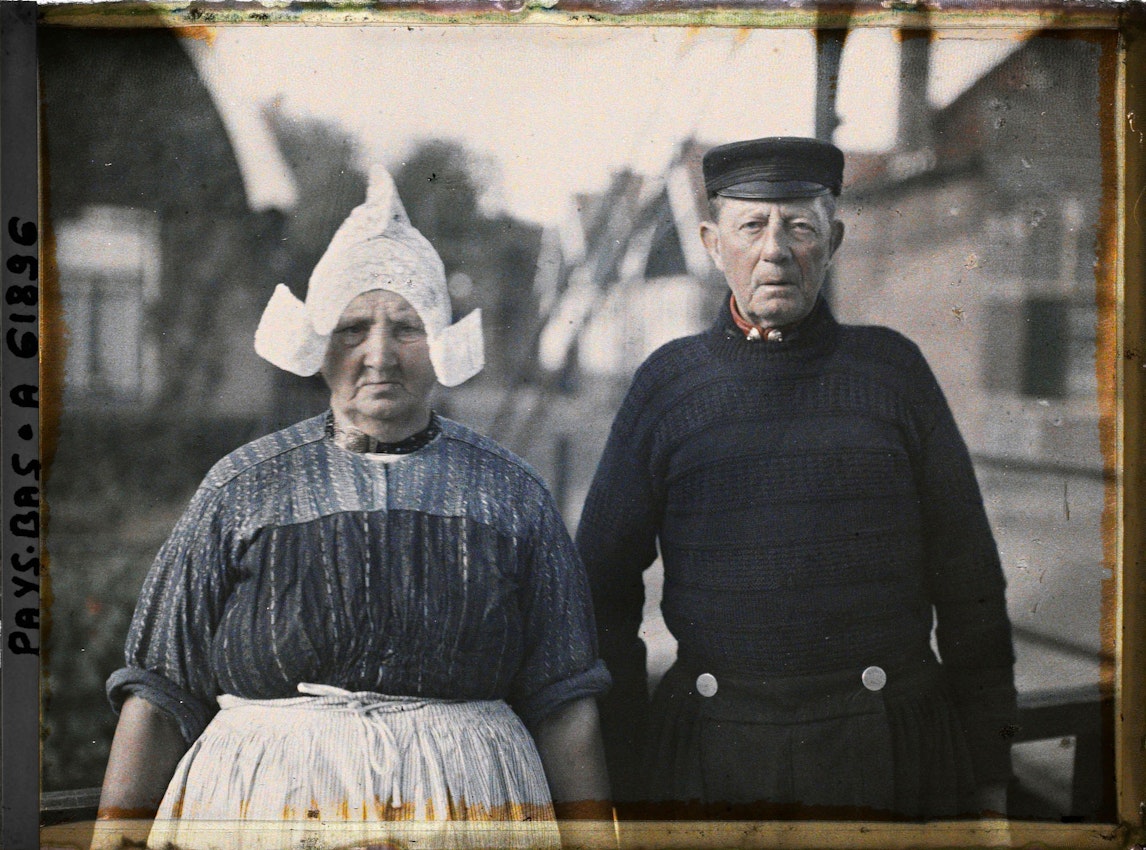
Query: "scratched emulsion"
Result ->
[[34, 2, 1129, 32], [1092, 28, 1120, 787]]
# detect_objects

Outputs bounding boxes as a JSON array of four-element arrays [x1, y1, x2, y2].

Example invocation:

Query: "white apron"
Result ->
[[147, 684, 559, 850]]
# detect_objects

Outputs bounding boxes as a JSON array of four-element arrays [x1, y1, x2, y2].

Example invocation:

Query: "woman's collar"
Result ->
[[325, 410, 441, 455]]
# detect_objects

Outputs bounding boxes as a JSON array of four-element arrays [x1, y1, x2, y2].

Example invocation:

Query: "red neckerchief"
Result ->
[[729, 294, 777, 340]]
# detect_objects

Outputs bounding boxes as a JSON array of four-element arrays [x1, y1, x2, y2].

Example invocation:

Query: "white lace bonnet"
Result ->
[[253, 167, 484, 387]]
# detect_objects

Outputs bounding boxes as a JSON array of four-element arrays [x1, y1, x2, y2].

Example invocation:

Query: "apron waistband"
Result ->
[[216, 683, 504, 714]]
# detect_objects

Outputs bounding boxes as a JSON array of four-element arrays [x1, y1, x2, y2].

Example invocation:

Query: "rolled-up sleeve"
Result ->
[[508, 490, 612, 729], [106, 483, 234, 745]]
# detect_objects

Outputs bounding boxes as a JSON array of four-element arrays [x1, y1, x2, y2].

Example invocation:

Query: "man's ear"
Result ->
[[699, 221, 724, 272], [829, 219, 845, 259]]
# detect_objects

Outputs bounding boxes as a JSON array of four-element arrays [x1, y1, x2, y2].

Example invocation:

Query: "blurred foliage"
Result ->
[[264, 106, 368, 298], [43, 415, 268, 792], [393, 140, 543, 381]]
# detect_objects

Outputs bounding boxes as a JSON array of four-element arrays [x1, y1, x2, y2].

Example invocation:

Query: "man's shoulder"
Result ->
[[632, 329, 715, 386], [201, 414, 327, 490], [836, 321, 928, 369]]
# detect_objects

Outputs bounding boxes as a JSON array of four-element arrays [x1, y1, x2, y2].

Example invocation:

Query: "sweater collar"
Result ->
[[729, 294, 785, 342], [711, 294, 838, 360]]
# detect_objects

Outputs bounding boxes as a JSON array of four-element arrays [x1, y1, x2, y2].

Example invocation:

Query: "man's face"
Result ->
[[700, 195, 844, 328], [321, 288, 437, 439]]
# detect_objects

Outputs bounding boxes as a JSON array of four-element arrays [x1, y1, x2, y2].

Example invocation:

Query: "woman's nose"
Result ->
[[362, 327, 398, 369]]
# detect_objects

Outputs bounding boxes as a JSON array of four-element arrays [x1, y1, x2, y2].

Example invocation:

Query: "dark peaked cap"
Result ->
[[703, 137, 844, 199]]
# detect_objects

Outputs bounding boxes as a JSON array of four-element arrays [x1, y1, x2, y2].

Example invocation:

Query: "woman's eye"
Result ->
[[394, 323, 425, 340], [335, 325, 368, 345]]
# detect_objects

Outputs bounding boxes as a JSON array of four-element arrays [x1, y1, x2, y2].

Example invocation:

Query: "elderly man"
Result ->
[[577, 137, 1016, 819]]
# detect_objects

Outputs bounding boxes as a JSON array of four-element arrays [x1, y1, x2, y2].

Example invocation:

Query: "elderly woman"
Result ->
[[95, 170, 611, 849]]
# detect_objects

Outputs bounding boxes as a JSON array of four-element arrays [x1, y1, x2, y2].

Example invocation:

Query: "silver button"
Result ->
[[696, 673, 718, 698], [765, 328, 783, 343], [746, 327, 762, 342], [862, 665, 887, 691]]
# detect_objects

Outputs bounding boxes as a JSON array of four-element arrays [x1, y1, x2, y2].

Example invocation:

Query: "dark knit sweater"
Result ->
[[577, 297, 1016, 798]]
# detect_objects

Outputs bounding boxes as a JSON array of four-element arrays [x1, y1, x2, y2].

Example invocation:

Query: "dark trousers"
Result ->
[[641, 657, 978, 819]]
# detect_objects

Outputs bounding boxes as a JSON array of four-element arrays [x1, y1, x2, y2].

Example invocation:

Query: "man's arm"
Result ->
[[909, 353, 1017, 813], [576, 370, 665, 804]]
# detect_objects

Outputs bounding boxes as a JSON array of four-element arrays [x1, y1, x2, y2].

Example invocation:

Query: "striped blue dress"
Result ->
[[106, 413, 610, 848]]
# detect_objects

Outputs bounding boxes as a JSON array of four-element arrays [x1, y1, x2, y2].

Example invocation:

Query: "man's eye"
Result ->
[[395, 324, 425, 339]]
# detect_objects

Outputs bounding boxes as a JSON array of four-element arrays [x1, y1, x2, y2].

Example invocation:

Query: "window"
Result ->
[[55, 206, 160, 402], [1019, 297, 1097, 400], [1021, 297, 1069, 398]]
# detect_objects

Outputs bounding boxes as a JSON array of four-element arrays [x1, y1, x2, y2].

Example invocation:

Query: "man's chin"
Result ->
[[748, 308, 800, 328], [747, 296, 813, 327]]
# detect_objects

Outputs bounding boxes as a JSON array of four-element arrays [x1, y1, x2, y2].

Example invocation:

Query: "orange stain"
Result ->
[[95, 804, 162, 820], [173, 26, 216, 44], [1091, 29, 1120, 730], [172, 793, 557, 827]]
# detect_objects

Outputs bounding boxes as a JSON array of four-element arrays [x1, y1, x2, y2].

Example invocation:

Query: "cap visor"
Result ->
[[717, 180, 831, 200]]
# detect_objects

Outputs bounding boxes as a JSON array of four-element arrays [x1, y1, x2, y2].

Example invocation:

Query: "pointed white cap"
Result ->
[[254, 166, 484, 387]]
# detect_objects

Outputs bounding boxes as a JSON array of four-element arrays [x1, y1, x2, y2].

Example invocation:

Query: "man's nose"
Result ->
[[759, 224, 789, 261], [362, 327, 398, 369]]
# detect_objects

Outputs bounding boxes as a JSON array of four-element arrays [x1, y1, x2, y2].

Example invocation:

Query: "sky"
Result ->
[[196, 25, 1024, 224]]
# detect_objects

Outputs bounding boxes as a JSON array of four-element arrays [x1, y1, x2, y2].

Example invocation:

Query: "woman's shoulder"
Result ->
[[434, 416, 550, 494], [201, 414, 328, 491]]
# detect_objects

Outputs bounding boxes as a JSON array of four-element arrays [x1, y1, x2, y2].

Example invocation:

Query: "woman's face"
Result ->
[[321, 289, 436, 440]]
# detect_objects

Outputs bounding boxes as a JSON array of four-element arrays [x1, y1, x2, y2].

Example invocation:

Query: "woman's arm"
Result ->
[[97, 694, 187, 819], [533, 696, 612, 820]]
